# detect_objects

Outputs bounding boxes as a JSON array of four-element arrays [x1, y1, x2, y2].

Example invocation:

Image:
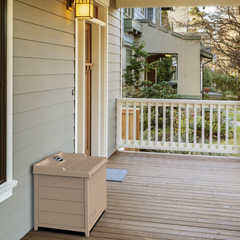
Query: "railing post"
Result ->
[[194, 104, 197, 148], [234, 104, 237, 151], [170, 103, 174, 147], [126, 101, 129, 146], [148, 102, 151, 146], [178, 103, 181, 147], [133, 102, 136, 146], [226, 104, 229, 150], [210, 104, 213, 149], [163, 103, 166, 146], [141, 102, 143, 145], [218, 104, 221, 150], [202, 104, 205, 150], [186, 104, 189, 147], [117, 99, 122, 148], [155, 103, 158, 145]]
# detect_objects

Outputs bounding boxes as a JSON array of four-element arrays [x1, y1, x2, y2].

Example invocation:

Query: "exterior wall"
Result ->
[[134, 8, 146, 20], [0, 1, 75, 239], [139, 23, 201, 97], [108, 2, 122, 157]]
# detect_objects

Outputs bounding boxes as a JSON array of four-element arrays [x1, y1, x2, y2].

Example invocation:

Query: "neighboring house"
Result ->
[[0, 0, 237, 240], [122, 7, 213, 99]]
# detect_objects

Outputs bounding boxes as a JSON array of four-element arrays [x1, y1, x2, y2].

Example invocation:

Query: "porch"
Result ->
[[23, 151, 240, 239]]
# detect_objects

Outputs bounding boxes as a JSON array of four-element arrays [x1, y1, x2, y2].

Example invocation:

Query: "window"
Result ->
[[124, 8, 134, 18], [0, 0, 17, 203], [141, 8, 145, 15], [0, 0, 7, 186]]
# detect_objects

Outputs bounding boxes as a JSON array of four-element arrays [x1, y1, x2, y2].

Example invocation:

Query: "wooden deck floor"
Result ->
[[23, 151, 240, 240]]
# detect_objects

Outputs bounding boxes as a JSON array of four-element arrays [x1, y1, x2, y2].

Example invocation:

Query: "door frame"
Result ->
[[75, 1, 108, 157]]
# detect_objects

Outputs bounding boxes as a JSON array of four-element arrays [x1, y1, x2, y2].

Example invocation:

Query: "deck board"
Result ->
[[22, 151, 240, 240]]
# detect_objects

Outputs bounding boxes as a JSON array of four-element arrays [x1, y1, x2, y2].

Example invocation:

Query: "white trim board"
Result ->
[[0, 0, 18, 204]]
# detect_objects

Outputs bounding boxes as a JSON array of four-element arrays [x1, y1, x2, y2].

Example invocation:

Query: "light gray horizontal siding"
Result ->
[[108, 3, 122, 157], [0, 1, 75, 240]]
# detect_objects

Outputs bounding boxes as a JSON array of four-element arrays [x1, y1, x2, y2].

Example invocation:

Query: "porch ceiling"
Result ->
[[116, 0, 240, 8]]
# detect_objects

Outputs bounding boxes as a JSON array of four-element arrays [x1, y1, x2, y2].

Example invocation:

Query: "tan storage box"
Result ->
[[33, 152, 107, 237]]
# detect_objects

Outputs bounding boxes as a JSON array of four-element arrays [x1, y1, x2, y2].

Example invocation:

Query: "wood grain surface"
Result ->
[[23, 151, 240, 240]]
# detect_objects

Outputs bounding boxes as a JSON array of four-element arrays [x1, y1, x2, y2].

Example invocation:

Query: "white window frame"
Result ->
[[0, 0, 18, 204], [124, 8, 134, 18]]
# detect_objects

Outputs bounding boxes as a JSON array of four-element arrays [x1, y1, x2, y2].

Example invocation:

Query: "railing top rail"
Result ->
[[117, 98, 240, 105]]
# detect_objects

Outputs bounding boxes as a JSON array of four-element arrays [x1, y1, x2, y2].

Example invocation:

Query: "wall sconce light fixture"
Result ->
[[75, 0, 94, 19]]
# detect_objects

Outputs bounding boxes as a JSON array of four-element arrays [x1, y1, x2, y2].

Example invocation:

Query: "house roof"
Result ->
[[137, 19, 202, 40], [201, 50, 213, 59]]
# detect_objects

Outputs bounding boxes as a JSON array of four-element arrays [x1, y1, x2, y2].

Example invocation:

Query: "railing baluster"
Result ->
[[117, 99, 122, 146], [163, 103, 166, 146], [234, 104, 237, 151], [155, 103, 158, 145], [141, 102, 143, 144], [210, 104, 213, 149], [171, 103, 174, 146], [116, 98, 239, 154], [186, 104, 189, 147], [218, 104, 221, 149], [148, 102, 151, 145], [178, 103, 181, 147], [133, 102, 136, 145], [202, 104, 205, 149], [126, 102, 129, 145], [226, 104, 229, 150], [194, 104, 197, 148]]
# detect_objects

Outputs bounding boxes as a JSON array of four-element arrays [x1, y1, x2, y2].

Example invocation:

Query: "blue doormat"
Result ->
[[106, 168, 129, 182]]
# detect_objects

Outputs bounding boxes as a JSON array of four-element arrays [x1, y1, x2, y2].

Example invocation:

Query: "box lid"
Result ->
[[33, 152, 108, 178]]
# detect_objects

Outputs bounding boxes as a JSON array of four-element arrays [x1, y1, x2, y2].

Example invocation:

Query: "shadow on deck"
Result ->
[[22, 151, 240, 240]]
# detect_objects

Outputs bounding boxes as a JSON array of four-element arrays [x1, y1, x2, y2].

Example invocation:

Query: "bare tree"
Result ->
[[189, 6, 240, 91]]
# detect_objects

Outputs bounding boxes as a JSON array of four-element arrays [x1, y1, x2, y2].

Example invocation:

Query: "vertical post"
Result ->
[[126, 102, 129, 145], [141, 102, 143, 145], [202, 104, 205, 149], [91, 24, 101, 156], [77, 20, 86, 154], [116, 99, 122, 147], [155, 103, 158, 145], [99, 6, 108, 157], [170, 103, 173, 147], [218, 104, 221, 150], [186, 104, 189, 147], [148, 102, 151, 145], [234, 104, 237, 151], [210, 104, 213, 149], [133, 101, 136, 145], [194, 104, 197, 148], [178, 103, 181, 147], [163, 103, 166, 146], [226, 104, 229, 150]]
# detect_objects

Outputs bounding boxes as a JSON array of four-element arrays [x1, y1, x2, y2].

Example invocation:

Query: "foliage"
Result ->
[[142, 82, 177, 99], [122, 41, 157, 89], [189, 6, 240, 93], [203, 67, 240, 100], [161, 10, 171, 30], [122, 84, 144, 98], [203, 67, 212, 87], [156, 58, 176, 83]]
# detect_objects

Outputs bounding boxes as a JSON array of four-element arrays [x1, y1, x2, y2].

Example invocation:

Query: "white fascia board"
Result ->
[[116, 0, 240, 8]]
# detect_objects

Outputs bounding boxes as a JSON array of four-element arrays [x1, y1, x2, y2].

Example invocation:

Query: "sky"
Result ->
[[201, 6, 216, 13]]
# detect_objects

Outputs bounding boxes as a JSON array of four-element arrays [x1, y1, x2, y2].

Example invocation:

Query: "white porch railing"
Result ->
[[117, 98, 240, 154]]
